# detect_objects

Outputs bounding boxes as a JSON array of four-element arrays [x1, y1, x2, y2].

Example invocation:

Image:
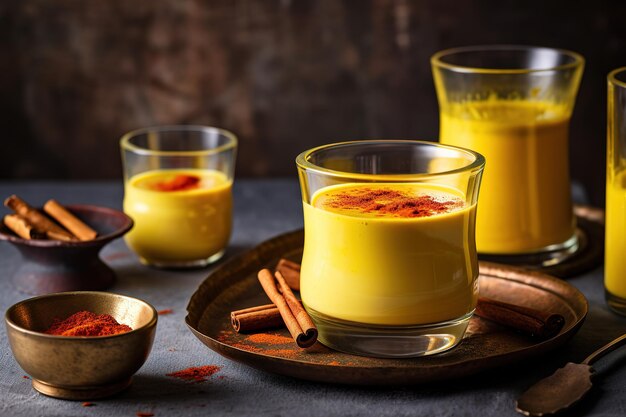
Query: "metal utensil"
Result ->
[[516, 333, 626, 416]]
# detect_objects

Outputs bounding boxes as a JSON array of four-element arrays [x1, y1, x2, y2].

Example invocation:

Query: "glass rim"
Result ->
[[295, 140, 485, 181], [431, 45, 584, 75], [608, 67, 626, 89], [120, 125, 238, 157]]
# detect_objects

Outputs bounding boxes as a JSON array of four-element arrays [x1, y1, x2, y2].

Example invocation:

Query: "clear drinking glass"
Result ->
[[120, 126, 237, 268], [432, 45, 584, 266], [296, 140, 484, 357], [605, 68, 626, 315]]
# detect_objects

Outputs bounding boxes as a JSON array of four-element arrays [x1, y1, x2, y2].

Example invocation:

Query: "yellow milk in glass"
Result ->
[[300, 183, 478, 326], [605, 171, 626, 299], [440, 100, 574, 254], [123, 169, 232, 264]]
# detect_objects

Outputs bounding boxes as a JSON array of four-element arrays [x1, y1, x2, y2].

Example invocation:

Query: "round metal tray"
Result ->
[[186, 230, 588, 385]]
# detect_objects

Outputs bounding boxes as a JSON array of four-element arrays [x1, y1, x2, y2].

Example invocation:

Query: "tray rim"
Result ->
[[185, 229, 589, 385]]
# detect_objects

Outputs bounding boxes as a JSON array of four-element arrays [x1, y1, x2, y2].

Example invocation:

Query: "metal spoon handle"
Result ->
[[582, 333, 626, 365]]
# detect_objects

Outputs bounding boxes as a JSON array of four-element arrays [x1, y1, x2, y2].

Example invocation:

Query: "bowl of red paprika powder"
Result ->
[[5, 291, 157, 400]]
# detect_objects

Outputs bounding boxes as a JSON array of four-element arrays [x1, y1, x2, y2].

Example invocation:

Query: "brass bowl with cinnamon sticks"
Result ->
[[5, 291, 158, 400], [0, 196, 133, 295]]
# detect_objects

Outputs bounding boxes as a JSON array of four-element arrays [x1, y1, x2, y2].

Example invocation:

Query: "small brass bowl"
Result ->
[[0, 204, 134, 295], [5, 291, 157, 400]]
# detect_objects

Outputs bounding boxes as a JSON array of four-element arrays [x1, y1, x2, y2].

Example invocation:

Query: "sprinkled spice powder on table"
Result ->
[[157, 309, 173, 315], [166, 366, 222, 383]]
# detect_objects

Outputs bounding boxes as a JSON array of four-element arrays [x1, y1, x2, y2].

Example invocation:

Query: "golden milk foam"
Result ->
[[300, 183, 478, 326], [440, 100, 574, 254], [123, 169, 232, 263]]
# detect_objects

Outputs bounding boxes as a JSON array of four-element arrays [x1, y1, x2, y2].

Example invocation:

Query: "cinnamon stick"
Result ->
[[276, 258, 301, 291], [4, 195, 75, 241], [231, 304, 283, 333], [44, 199, 97, 241], [257, 269, 317, 348], [275, 270, 317, 340], [3, 214, 46, 240], [475, 296, 565, 339]]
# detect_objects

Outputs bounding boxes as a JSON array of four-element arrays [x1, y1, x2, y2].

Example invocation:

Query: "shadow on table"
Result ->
[[110, 244, 251, 293]]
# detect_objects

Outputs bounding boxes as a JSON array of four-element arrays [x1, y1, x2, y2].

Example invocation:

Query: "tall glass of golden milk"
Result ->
[[120, 126, 237, 268], [605, 68, 626, 315], [432, 46, 584, 264], [297, 140, 484, 357]]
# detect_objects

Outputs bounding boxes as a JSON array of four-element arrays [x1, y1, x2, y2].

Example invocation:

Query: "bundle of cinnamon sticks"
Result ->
[[231, 259, 566, 344], [2, 195, 97, 241], [241, 267, 318, 348]]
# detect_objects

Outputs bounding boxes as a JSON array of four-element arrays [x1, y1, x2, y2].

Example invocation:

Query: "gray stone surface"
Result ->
[[0, 180, 625, 417]]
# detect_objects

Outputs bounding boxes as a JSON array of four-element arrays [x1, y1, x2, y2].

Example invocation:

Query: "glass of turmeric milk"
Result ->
[[432, 46, 584, 265], [120, 126, 237, 268], [297, 140, 484, 357], [605, 68, 626, 315]]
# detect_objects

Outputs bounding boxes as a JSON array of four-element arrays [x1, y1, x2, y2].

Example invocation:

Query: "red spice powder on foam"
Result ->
[[153, 174, 200, 192], [325, 187, 463, 218], [166, 366, 221, 383]]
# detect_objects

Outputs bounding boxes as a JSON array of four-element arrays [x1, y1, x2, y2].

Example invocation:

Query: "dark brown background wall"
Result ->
[[0, 0, 622, 206]]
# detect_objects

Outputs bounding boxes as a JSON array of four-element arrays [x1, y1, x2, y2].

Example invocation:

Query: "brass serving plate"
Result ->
[[186, 229, 588, 385]]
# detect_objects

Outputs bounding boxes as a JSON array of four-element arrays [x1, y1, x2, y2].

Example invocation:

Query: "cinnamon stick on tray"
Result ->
[[44, 199, 97, 241], [257, 269, 317, 348], [231, 304, 283, 333], [4, 195, 75, 241], [3, 214, 46, 240], [475, 296, 565, 339], [275, 258, 301, 291]]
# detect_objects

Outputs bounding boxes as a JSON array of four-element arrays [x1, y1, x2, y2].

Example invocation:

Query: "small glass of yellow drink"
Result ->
[[120, 126, 237, 268], [605, 68, 626, 315], [432, 46, 584, 266], [296, 140, 484, 357]]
